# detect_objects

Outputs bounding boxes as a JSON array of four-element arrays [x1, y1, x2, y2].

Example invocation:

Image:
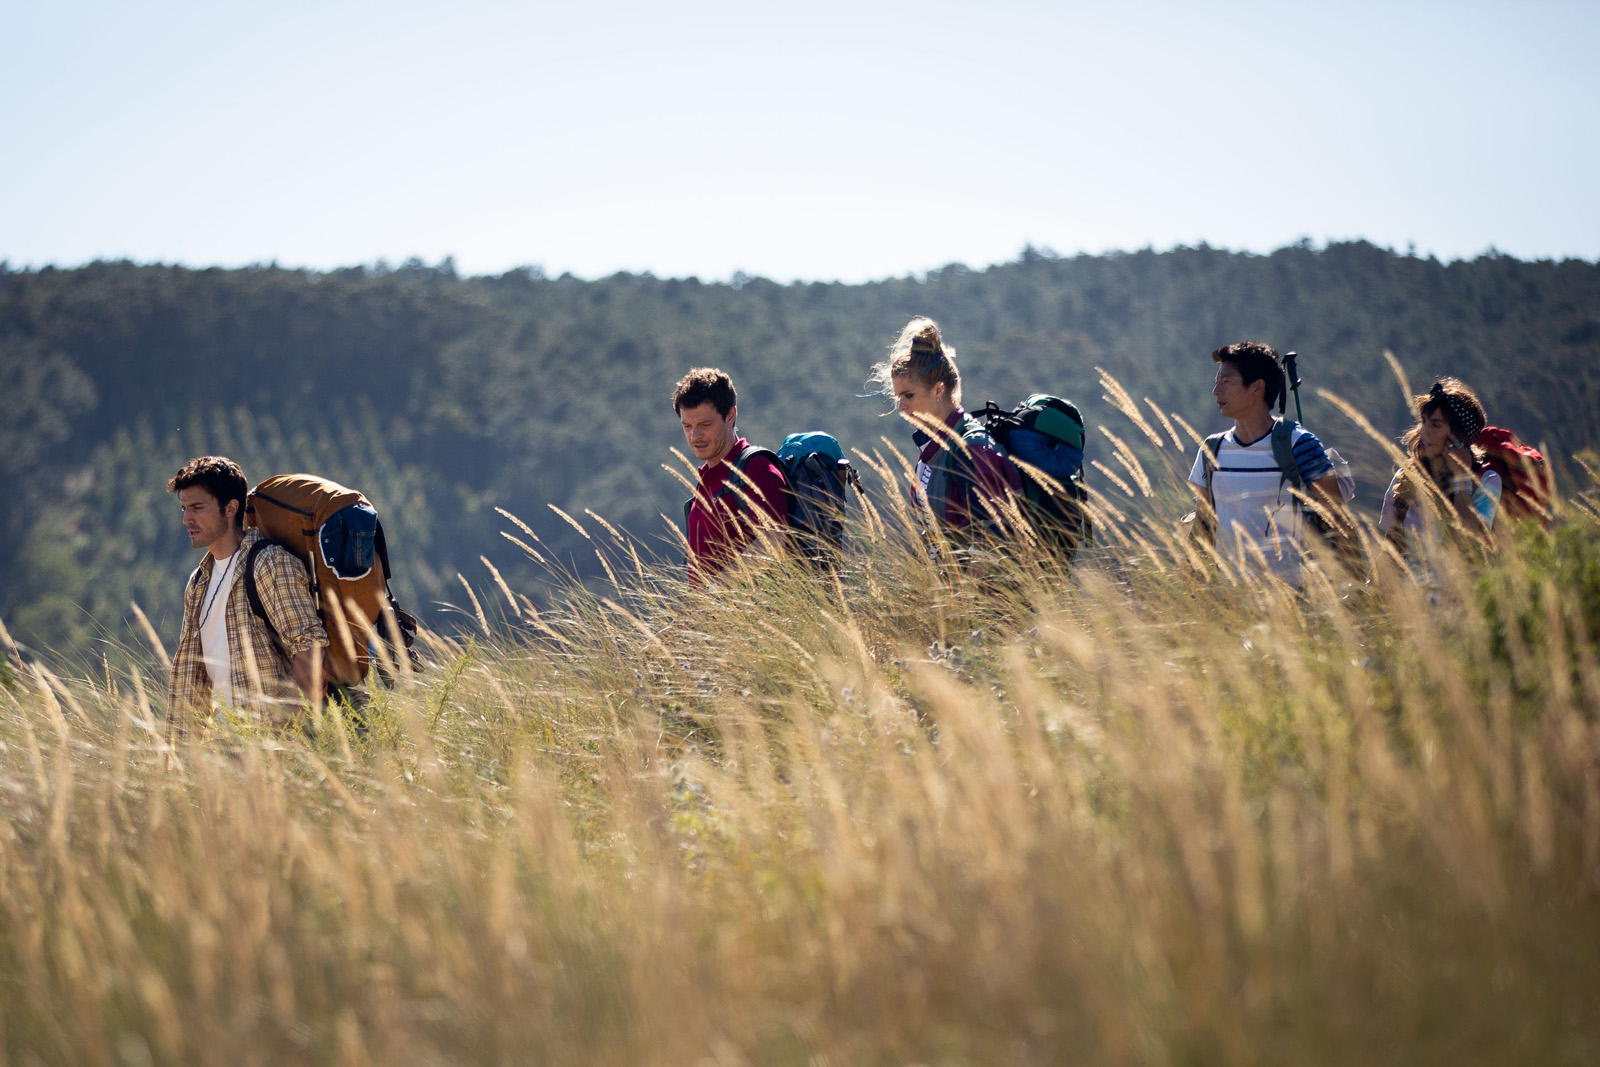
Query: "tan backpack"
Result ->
[[242, 474, 418, 688]]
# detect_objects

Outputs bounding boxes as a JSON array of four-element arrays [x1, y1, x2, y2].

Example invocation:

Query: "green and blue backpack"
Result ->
[[974, 395, 1092, 558]]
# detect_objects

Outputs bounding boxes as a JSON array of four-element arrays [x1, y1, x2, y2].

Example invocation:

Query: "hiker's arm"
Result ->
[[1185, 446, 1213, 511], [256, 549, 330, 695], [1185, 447, 1217, 542], [950, 439, 1018, 531], [1183, 482, 1217, 546], [1438, 444, 1503, 536], [167, 570, 208, 740], [1436, 444, 1480, 526], [1471, 468, 1504, 531], [1309, 473, 1354, 534], [1309, 473, 1366, 572], [973, 442, 1021, 503], [746, 455, 788, 530], [725, 454, 789, 557], [1379, 471, 1410, 549], [290, 650, 322, 704]]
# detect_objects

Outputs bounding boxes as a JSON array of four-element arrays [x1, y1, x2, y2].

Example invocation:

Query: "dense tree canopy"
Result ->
[[3, 244, 1597, 657]]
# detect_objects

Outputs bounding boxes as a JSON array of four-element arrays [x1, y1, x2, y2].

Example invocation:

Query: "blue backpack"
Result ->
[[776, 432, 863, 561], [974, 395, 1092, 558]]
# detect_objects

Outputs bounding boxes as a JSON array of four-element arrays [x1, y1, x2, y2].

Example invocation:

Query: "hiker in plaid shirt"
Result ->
[[167, 456, 328, 734]]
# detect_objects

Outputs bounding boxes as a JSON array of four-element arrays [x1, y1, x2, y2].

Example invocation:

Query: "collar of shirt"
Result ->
[[697, 436, 751, 489], [194, 528, 260, 583]]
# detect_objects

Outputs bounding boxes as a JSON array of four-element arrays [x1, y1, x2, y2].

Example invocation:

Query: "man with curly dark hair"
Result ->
[[166, 455, 327, 733]]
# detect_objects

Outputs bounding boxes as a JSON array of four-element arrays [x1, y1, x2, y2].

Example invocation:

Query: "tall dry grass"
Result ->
[[3, 385, 1600, 1066]]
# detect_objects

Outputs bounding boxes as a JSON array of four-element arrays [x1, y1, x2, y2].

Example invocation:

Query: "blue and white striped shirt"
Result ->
[[1188, 422, 1333, 585]]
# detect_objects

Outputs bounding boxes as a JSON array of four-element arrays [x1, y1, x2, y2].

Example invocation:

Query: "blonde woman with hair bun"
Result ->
[[869, 317, 1020, 540]]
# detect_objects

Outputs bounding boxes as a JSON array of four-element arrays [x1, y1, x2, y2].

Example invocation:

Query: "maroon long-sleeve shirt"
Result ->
[[687, 437, 788, 581]]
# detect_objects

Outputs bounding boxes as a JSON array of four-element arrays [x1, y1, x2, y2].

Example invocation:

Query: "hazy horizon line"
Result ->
[[5, 237, 1596, 287]]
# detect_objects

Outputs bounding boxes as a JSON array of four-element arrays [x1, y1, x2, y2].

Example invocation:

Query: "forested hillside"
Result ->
[[4, 243, 1598, 657]]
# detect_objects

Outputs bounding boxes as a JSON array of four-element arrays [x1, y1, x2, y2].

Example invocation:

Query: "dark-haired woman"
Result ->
[[1380, 378, 1502, 554], [870, 317, 1020, 543]]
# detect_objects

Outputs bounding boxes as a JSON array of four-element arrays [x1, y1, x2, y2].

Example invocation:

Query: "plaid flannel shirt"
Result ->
[[168, 529, 328, 729]]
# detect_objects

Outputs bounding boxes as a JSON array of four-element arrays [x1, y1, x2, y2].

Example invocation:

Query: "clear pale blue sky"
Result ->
[[4, 0, 1596, 282]]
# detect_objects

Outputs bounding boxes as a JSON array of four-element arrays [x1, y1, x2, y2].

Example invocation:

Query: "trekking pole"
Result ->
[[1282, 350, 1304, 425]]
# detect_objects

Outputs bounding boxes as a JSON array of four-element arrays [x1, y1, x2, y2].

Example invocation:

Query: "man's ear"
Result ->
[[225, 498, 240, 522], [726, 405, 738, 427]]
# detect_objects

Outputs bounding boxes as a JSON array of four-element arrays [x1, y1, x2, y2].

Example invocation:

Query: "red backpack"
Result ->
[[1476, 427, 1553, 528]]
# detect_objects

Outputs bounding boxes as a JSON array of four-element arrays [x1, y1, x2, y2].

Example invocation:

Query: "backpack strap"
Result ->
[[941, 411, 1002, 460], [1270, 418, 1304, 492], [1206, 420, 1302, 494], [735, 444, 779, 471], [1190, 432, 1230, 546], [973, 400, 1022, 446], [684, 445, 787, 529], [374, 519, 393, 582], [367, 518, 418, 657], [242, 537, 288, 659], [1202, 431, 1229, 493], [711, 445, 783, 513]]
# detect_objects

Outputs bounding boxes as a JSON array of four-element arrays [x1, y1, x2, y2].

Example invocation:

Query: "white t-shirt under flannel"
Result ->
[[1188, 423, 1333, 586], [198, 549, 242, 706]]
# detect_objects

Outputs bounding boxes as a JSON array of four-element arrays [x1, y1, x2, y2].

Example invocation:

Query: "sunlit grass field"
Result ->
[[4, 384, 1600, 1066]]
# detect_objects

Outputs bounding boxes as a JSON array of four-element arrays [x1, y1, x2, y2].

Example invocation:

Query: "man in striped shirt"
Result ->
[[1187, 341, 1350, 586]]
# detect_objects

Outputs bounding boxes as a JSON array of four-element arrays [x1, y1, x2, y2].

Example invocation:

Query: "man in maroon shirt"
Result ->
[[674, 367, 789, 582]]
